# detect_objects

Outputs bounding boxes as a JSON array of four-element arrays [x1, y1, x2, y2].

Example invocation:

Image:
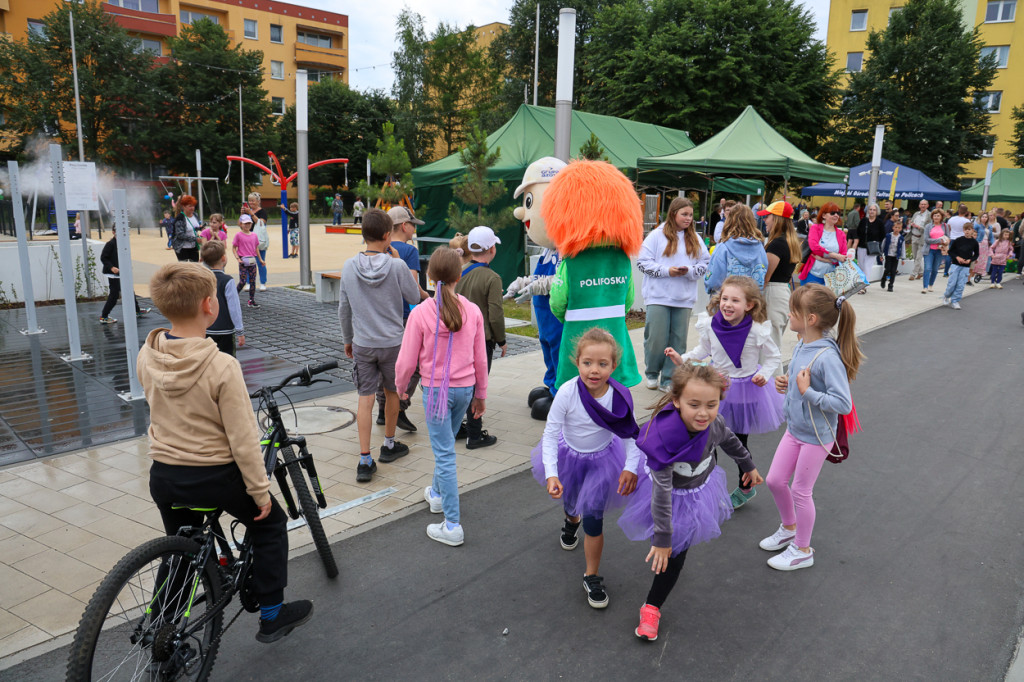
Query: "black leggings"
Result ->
[[733, 433, 750, 489], [645, 549, 688, 608]]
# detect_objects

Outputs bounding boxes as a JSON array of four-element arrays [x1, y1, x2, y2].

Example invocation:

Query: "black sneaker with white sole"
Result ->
[[378, 441, 409, 463], [582, 574, 608, 609], [256, 600, 313, 643], [560, 517, 581, 550], [466, 431, 497, 449]]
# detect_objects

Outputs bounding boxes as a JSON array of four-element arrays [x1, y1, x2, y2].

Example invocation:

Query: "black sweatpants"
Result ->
[[465, 341, 495, 439], [880, 255, 899, 289], [645, 549, 688, 608], [149, 462, 288, 605], [206, 333, 236, 357]]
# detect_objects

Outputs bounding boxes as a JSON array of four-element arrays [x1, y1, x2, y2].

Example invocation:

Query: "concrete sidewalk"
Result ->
[[0, 270, 1010, 664]]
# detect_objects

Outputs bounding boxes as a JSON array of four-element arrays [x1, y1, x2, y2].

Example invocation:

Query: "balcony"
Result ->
[[102, 3, 176, 37], [294, 42, 347, 70]]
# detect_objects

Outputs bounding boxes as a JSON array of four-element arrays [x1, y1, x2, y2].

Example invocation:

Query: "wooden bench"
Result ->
[[315, 271, 342, 304]]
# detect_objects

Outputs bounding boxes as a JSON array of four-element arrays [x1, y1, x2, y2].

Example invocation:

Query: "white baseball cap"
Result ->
[[239, 214, 253, 224], [467, 226, 501, 252], [513, 157, 567, 198]]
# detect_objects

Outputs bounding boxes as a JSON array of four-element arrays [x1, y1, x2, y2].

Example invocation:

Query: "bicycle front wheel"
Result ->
[[281, 446, 339, 579], [66, 535, 223, 682]]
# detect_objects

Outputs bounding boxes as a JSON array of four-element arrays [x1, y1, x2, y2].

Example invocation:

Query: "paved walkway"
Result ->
[[0, 270, 1011, 664]]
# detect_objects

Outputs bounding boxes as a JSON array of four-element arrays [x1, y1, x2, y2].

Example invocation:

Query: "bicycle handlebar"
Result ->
[[250, 360, 339, 398]]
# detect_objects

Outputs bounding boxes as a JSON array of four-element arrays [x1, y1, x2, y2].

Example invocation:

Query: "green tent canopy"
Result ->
[[636, 105, 849, 185], [412, 104, 700, 285], [961, 168, 1024, 203]]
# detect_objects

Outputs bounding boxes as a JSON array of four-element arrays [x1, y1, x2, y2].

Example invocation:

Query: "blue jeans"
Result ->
[[333, 211, 342, 225], [991, 264, 1006, 284], [423, 386, 474, 524], [923, 249, 943, 288], [942, 254, 952, 276], [944, 264, 969, 303], [257, 249, 267, 285], [643, 304, 690, 387], [803, 272, 826, 286]]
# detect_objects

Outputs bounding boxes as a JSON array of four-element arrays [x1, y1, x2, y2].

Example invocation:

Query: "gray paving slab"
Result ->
[[5, 282, 1024, 680]]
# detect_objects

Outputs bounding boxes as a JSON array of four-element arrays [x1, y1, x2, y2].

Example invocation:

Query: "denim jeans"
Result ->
[[333, 211, 342, 226], [942, 254, 952, 276], [643, 304, 690, 387], [923, 249, 943, 288], [424, 386, 474, 524], [257, 249, 267, 285], [944, 264, 969, 303]]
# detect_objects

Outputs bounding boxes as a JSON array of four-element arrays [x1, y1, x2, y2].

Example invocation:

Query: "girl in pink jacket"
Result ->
[[396, 247, 490, 547], [989, 229, 1014, 289]]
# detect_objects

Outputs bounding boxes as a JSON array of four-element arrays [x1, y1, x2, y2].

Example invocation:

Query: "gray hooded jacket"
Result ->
[[338, 252, 420, 348]]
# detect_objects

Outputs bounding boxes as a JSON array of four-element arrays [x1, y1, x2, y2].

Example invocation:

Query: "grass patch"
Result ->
[[503, 300, 645, 339]]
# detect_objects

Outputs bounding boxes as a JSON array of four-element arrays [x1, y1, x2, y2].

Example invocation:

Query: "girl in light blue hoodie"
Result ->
[[759, 284, 864, 572], [705, 205, 768, 293]]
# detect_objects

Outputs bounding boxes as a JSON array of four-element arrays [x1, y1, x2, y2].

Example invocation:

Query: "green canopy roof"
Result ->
[[636, 106, 849, 184], [961, 168, 1024, 203]]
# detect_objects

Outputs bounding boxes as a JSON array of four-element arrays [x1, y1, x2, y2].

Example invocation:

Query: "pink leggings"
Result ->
[[765, 430, 831, 548]]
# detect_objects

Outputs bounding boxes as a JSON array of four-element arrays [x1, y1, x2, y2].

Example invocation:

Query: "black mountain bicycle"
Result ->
[[66, 361, 340, 681]]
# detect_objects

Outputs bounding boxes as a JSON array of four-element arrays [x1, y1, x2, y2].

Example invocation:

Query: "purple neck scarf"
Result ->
[[637, 405, 711, 471], [711, 310, 753, 369], [576, 377, 639, 440]]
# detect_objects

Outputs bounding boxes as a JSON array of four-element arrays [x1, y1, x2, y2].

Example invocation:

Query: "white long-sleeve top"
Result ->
[[541, 379, 642, 479], [680, 312, 780, 379], [637, 224, 711, 309]]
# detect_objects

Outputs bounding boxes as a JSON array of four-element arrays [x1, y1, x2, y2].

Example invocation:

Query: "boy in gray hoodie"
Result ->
[[338, 208, 421, 482]]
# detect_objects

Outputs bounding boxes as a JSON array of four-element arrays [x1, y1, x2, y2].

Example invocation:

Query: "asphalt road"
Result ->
[[7, 282, 1024, 681]]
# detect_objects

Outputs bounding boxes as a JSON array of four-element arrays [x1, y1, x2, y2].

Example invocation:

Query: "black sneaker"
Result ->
[[560, 517, 581, 550], [455, 422, 468, 440], [582, 574, 609, 609], [376, 409, 385, 426], [396, 410, 417, 432], [378, 441, 409, 463], [256, 600, 313, 643], [887, 287, 893, 292], [356, 459, 376, 482], [466, 431, 497, 450]]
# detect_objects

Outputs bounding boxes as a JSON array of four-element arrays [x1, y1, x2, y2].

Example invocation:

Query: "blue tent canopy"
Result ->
[[801, 158, 961, 202]]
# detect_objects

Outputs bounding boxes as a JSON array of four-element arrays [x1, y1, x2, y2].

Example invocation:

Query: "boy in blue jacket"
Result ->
[[879, 216, 906, 292]]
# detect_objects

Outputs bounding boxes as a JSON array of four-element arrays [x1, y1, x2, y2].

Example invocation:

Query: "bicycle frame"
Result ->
[[259, 395, 329, 513]]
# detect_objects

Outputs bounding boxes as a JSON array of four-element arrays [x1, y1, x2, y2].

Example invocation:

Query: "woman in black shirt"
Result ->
[[757, 201, 802, 373]]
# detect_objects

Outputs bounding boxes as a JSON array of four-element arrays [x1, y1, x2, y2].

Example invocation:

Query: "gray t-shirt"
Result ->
[[810, 230, 840, 277]]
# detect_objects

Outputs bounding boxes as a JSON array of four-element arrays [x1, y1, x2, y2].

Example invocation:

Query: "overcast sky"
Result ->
[[302, 0, 832, 94]]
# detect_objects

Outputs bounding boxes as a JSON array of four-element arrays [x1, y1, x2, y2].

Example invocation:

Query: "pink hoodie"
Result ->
[[395, 293, 489, 399]]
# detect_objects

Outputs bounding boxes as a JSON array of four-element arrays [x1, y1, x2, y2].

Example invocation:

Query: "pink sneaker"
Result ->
[[635, 604, 661, 641]]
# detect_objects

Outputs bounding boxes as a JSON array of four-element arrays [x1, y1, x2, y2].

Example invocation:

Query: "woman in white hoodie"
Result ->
[[637, 197, 711, 392]]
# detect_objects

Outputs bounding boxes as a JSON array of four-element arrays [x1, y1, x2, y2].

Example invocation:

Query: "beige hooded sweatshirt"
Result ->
[[137, 328, 270, 507]]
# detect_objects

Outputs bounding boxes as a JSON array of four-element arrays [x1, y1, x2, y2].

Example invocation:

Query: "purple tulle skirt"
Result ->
[[719, 370, 784, 435], [617, 465, 732, 556], [530, 435, 627, 519]]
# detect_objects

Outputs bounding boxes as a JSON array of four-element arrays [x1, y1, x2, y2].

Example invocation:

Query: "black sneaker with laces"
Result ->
[[396, 410, 417, 432], [560, 517, 581, 550], [256, 600, 314, 643], [356, 459, 376, 482], [582, 574, 609, 609], [466, 431, 497, 449], [376, 409, 385, 426], [378, 441, 409, 463]]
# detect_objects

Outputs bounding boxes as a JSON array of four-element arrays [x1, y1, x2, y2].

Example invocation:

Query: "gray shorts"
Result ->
[[352, 344, 401, 396]]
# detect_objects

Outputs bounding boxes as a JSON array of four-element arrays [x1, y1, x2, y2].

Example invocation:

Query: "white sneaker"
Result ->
[[759, 524, 796, 551], [951, 302, 961, 310], [423, 487, 442, 514], [990, 284, 997, 289], [259, 284, 267, 291], [942, 297, 951, 306], [427, 521, 464, 546], [242, 284, 250, 292], [645, 377, 658, 390], [767, 544, 814, 571], [998, 284, 1004, 289]]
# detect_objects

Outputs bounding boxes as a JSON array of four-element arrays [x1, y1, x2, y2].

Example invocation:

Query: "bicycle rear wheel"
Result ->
[[66, 535, 223, 682], [281, 446, 339, 579]]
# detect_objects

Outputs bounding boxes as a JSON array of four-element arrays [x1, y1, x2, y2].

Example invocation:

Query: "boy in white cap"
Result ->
[[454, 226, 506, 449]]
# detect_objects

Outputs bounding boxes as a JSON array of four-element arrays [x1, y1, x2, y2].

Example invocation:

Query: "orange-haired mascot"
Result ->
[[543, 160, 643, 388]]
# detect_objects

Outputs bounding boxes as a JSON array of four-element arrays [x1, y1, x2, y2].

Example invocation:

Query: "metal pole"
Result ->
[[112, 189, 144, 400], [981, 160, 994, 211], [50, 144, 90, 362], [867, 124, 885, 209], [195, 149, 204, 222], [239, 84, 245, 204], [69, 9, 94, 296], [8, 161, 45, 335], [553, 8, 576, 162], [533, 2, 540, 106], [296, 70, 312, 288]]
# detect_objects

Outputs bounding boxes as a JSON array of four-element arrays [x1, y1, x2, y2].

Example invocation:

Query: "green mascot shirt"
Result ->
[[549, 246, 641, 388]]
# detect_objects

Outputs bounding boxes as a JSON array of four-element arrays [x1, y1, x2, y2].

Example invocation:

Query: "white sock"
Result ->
[[384, 436, 395, 449]]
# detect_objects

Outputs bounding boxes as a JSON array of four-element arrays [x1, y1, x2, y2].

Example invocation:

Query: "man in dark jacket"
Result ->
[[99, 235, 150, 324]]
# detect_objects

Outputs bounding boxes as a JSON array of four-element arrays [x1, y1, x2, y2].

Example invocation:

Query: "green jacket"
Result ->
[[455, 262, 506, 346]]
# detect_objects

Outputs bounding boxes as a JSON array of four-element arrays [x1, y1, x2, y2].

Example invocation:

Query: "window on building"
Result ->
[[271, 60, 284, 79], [180, 10, 218, 25], [888, 7, 903, 22], [297, 31, 332, 49], [244, 18, 258, 39], [985, 0, 1016, 22], [272, 97, 286, 115], [981, 45, 1010, 67], [846, 52, 864, 72], [134, 37, 162, 54], [976, 91, 1002, 112], [306, 70, 335, 82], [270, 24, 283, 43], [27, 20, 46, 38], [107, 0, 159, 10], [850, 9, 868, 30]]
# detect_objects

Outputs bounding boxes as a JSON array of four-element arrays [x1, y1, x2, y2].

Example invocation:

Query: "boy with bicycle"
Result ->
[[138, 262, 313, 643]]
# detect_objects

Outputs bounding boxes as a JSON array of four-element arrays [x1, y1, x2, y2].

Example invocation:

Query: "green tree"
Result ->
[[153, 19, 277, 203], [578, 133, 608, 160], [447, 126, 515, 233], [391, 9, 433, 166], [0, 0, 159, 166], [826, 0, 996, 186], [277, 79, 394, 192], [1007, 106, 1024, 167], [581, 0, 838, 151], [355, 121, 414, 206]]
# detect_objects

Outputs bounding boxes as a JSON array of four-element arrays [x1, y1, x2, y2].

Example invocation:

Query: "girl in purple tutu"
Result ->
[[619, 361, 762, 642], [530, 328, 642, 609], [666, 275, 781, 510]]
